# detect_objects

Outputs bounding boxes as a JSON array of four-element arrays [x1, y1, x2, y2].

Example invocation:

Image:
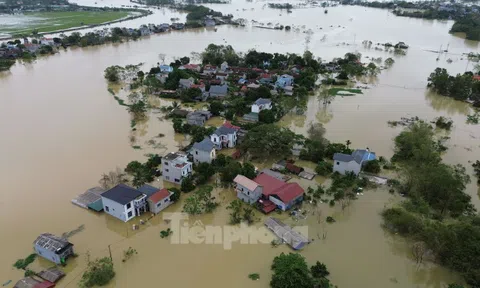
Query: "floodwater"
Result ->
[[1, 0, 479, 287]]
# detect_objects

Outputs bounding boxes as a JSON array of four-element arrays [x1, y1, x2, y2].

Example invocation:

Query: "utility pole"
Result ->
[[108, 244, 113, 263]]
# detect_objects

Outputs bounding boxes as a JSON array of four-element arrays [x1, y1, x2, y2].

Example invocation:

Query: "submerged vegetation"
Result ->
[[427, 67, 480, 105], [383, 121, 480, 287], [80, 256, 115, 288], [270, 253, 335, 288], [13, 254, 36, 270]]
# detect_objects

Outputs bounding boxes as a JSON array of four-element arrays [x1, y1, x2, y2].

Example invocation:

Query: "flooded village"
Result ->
[[1, 0, 480, 287]]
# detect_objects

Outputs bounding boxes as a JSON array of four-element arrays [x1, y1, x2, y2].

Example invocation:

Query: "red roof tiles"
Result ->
[[254, 173, 304, 204], [149, 188, 170, 204]]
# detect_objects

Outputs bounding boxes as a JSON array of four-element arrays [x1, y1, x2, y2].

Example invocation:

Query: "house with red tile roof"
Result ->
[[254, 173, 304, 213], [147, 188, 173, 214]]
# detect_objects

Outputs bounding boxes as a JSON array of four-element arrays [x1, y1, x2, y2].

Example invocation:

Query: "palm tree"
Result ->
[[346, 140, 351, 149]]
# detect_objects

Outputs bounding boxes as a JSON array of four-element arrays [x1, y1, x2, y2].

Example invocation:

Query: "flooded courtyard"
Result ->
[[1, 1, 479, 287]]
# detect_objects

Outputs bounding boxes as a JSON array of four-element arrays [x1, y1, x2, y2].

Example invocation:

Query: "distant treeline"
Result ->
[[341, 0, 480, 40]]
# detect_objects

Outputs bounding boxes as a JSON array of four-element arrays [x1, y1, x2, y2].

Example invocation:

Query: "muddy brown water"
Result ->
[[1, 1, 479, 287]]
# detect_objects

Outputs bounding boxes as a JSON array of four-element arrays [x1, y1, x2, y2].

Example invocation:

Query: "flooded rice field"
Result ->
[[0, 0, 479, 287]]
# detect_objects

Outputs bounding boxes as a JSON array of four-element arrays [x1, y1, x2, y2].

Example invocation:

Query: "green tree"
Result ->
[[169, 187, 181, 202], [315, 161, 333, 176], [220, 161, 242, 183], [194, 162, 216, 185], [183, 185, 218, 214], [363, 159, 381, 174], [310, 261, 330, 278], [181, 176, 195, 192], [259, 109, 275, 123], [104, 66, 121, 82], [392, 122, 440, 164], [209, 101, 224, 116], [242, 162, 257, 179], [80, 257, 115, 288], [270, 253, 315, 288], [240, 124, 298, 159], [243, 206, 256, 225], [227, 199, 243, 224]]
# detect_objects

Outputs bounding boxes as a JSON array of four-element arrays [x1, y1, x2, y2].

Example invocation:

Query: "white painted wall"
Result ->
[[333, 160, 361, 175]]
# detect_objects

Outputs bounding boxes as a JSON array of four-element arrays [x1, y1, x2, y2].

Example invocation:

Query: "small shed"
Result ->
[[264, 217, 309, 250], [38, 268, 65, 283], [286, 163, 303, 175], [71, 187, 105, 212], [272, 160, 287, 171]]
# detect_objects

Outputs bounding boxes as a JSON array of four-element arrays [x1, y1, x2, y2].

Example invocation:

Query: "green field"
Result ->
[[327, 88, 363, 96], [0, 11, 130, 36]]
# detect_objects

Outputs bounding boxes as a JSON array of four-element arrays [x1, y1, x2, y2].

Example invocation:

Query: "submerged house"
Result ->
[[234, 175, 263, 204], [101, 184, 148, 222], [162, 151, 192, 184], [208, 84, 228, 98], [210, 125, 237, 149], [333, 149, 376, 175], [276, 74, 294, 88], [147, 188, 173, 214], [34, 233, 74, 265], [13, 277, 54, 288], [254, 173, 304, 213], [186, 110, 212, 126], [192, 138, 216, 163], [251, 98, 272, 113]]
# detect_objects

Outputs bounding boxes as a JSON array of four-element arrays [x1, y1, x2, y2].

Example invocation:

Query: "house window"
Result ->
[[157, 202, 162, 208], [164, 162, 169, 166], [165, 169, 169, 172], [127, 211, 133, 218], [164, 198, 169, 203], [165, 176, 170, 180], [175, 178, 180, 183], [126, 203, 131, 209], [336, 162, 340, 165], [105, 206, 110, 212], [247, 191, 250, 195], [195, 151, 198, 155]]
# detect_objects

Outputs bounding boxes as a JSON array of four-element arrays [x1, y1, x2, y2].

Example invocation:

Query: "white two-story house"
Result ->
[[251, 98, 272, 113], [162, 151, 193, 184], [210, 125, 237, 150], [233, 175, 263, 204], [101, 184, 148, 222]]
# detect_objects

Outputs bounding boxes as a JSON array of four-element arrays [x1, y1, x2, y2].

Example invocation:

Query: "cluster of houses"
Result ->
[[0, 37, 56, 59]]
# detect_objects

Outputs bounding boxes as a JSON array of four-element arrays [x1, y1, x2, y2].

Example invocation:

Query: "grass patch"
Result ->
[[1, 11, 130, 35], [132, 145, 142, 150], [107, 88, 115, 96], [328, 88, 363, 96], [248, 273, 260, 280]]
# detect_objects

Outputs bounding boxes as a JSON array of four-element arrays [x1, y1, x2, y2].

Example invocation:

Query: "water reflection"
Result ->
[[425, 90, 472, 115]]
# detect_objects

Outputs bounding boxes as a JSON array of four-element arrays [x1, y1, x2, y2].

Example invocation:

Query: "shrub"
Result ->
[[80, 257, 115, 288]]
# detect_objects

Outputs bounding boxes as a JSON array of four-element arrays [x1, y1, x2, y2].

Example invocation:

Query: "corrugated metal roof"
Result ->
[[333, 153, 354, 162]]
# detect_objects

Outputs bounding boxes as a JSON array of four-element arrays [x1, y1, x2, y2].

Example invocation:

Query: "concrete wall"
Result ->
[[102, 197, 136, 222], [35, 245, 61, 264], [333, 160, 361, 175], [236, 184, 262, 204], [193, 148, 215, 164]]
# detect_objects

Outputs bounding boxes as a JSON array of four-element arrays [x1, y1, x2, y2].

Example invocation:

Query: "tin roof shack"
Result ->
[[33, 233, 74, 265], [71, 187, 105, 212], [38, 268, 65, 283], [264, 217, 309, 250], [13, 277, 54, 288]]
